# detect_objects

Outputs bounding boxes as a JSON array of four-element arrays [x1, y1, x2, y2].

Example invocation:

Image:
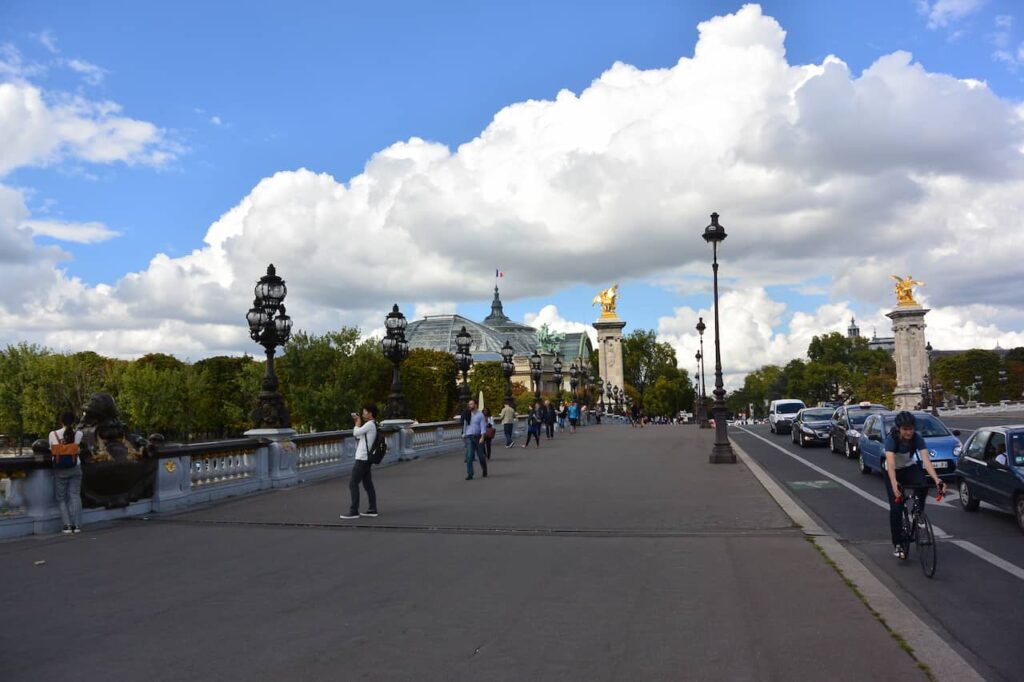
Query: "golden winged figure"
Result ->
[[891, 275, 925, 307], [592, 284, 619, 319]]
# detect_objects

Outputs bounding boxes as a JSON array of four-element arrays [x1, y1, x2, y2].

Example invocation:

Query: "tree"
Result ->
[[402, 349, 458, 422], [932, 350, 1005, 404], [0, 344, 50, 451], [622, 329, 678, 399], [469, 361, 508, 416]]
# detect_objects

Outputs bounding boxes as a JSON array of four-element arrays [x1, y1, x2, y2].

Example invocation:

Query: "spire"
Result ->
[[847, 316, 860, 339], [483, 285, 510, 325]]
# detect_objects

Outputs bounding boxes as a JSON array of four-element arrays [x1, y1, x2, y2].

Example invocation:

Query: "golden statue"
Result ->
[[592, 284, 619, 319], [891, 275, 925, 307]]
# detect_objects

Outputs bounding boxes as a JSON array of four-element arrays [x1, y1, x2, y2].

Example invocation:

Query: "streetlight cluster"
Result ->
[[382, 305, 411, 419], [246, 264, 293, 429]]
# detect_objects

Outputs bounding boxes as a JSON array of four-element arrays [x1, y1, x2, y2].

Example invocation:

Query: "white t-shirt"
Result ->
[[353, 421, 377, 462], [49, 429, 84, 468]]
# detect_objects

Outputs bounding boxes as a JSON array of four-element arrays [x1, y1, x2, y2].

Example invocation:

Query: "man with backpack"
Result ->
[[883, 411, 947, 560], [341, 403, 382, 519]]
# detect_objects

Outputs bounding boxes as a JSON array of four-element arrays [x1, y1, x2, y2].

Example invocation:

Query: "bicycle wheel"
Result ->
[[900, 508, 913, 559], [916, 511, 937, 578]]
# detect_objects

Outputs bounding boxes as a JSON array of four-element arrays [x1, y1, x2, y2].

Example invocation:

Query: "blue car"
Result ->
[[856, 411, 962, 481], [956, 425, 1024, 532]]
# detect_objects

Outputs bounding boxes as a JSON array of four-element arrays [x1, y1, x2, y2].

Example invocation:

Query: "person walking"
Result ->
[[557, 403, 567, 432], [482, 407, 495, 460], [567, 401, 579, 433], [500, 400, 516, 448], [341, 404, 380, 519], [461, 399, 488, 479], [50, 411, 84, 535], [523, 401, 542, 448], [543, 399, 556, 440]]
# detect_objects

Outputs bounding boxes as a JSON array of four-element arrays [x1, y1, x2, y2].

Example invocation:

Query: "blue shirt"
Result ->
[[884, 431, 927, 470], [464, 410, 487, 437], [568, 404, 579, 419]]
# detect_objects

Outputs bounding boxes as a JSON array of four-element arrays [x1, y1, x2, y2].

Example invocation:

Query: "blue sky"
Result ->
[[2, 1, 1023, 372]]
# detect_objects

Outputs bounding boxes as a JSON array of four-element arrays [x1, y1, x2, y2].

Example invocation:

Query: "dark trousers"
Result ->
[[883, 464, 927, 546], [465, 436, 487, 478], [349, 460, 377, 515], [526, 428, 540, 446], [503, 423, 514, 445], [484, 437, 492, 459], [545, 422, 554, 438]]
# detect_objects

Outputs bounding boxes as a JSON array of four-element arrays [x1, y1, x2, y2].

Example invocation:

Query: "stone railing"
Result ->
[[937, 401, 1024, 417]]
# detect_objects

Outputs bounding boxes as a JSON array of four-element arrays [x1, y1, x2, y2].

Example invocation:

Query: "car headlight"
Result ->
[[953, 444, 962, 457]]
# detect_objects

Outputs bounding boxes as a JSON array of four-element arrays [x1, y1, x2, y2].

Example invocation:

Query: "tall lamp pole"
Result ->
[[529, 350, 542, 400], [998, 369, 1008, 402], [381, 304, 411, 419], [246, 264, 293, 429], [696, 318, 709, 428], [552, 355, 564, 409], [597, 377, 605, 414], [500, 340, 515, 404], [703, 213, 736, 464], [455, 326, 474, 412]]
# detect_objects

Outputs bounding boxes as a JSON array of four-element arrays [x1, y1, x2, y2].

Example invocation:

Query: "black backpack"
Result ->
[[366, 424, 388, 464]]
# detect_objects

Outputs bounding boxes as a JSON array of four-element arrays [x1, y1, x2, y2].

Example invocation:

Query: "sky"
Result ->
[[2, 0, 1024, 387]]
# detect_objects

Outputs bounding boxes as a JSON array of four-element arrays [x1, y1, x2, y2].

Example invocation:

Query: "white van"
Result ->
[[768, 399, 806, 435]]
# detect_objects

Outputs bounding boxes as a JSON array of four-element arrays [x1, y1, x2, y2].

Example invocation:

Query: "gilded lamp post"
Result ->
[[246, 264, 293, 429], [703, 212, 736, 464]]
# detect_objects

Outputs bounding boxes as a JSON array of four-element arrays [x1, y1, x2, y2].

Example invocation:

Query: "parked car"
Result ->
[[956, 425, 1024, 532], [856, 412, 962, 480], [768, 399, 806, 435], [791, 407, 835, 448], [829, 402, 889, 458]]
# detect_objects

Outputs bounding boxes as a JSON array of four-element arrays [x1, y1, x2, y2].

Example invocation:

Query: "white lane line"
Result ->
[[735, 426, 1024, 584]]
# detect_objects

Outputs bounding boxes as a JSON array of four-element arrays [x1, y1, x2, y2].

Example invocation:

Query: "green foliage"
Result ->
[[469, 361, 508, 415], [622, 329, 678, 397], [403, 349, 458, 422], [932, 349, 1013, 403], [643, 366, 695, 417]]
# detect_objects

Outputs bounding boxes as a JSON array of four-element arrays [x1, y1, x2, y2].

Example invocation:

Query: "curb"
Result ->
[[731, 438, 985, 682]]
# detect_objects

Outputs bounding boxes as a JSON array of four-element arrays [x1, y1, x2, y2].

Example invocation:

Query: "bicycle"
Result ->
[[896, 484, 943, 578]]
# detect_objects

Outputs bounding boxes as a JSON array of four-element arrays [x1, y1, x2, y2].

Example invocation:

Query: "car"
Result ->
[[856, 412, 962, 480], [768, 399, 806, 435], [791, 407, 835, 448], [955, 425, 1024, 532], [829, 402, 889, 459]]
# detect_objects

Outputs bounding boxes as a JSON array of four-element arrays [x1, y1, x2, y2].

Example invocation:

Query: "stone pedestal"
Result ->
[[593, 318, 626, 394], [887, 305, 930, 411]]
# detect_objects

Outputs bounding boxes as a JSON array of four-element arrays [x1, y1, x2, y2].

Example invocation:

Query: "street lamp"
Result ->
[[974, 374, 983, 403], [696, 317, 709, 428], [597, 377, 605, 414], [380, 304, 411, 419], [569, 361, 579, 400], [999, 369, 1008, 402], [500, 340, 515, 404], [246, 264, 293, 429], [529, 349, 542, 400], [455, 325, 474, 411], [552, 355, 563, 408], [702, 212, 736, 463], [954, 379, 962, 405]]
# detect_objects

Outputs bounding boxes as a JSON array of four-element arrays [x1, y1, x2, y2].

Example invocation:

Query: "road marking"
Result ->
[[787, 480, 840, 490], [736, 426, 1024, 584]]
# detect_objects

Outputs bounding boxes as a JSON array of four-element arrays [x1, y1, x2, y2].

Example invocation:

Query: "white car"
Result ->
[[768, 399, 806, 435]]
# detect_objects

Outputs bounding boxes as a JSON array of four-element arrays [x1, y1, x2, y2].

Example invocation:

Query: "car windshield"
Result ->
[[777, 403, 803, 414], [849, 413, 872, 426], [803, 409, 833, 420], [882, 416, 950, 438]]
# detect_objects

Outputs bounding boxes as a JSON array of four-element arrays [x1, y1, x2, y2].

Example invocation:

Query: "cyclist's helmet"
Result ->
[[894, 411, 916, 428]]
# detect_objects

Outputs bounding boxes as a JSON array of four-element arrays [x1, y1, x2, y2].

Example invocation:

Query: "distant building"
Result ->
[[848, 318, 895, 354], [404, 286, 594, 396]]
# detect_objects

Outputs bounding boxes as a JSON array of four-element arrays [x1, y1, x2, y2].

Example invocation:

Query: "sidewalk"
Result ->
[[0, 424, 927, 681]]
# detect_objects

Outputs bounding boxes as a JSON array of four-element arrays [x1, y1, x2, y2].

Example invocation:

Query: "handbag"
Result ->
[[485, 425, 496, 440], [50, 431, 80, 469]]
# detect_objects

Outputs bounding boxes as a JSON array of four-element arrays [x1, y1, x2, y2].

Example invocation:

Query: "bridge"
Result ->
[[0, 421, 957, 681]]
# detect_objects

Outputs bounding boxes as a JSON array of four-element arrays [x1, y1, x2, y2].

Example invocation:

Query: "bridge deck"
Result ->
[[0, 425, 926, 681]]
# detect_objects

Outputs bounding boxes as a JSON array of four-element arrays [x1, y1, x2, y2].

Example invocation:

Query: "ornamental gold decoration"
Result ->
[[891, 275, 925, 307], [592, 284, 619, 320]]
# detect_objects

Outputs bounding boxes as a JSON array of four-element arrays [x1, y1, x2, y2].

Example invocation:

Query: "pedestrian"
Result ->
[[558, 403, 567, 432], [483, 407, 495, 460], [340, 404, 380, 519], [460, 399, 488, 479], [523, 401, 542, 448], [543, 399, 556, 440], [567, 401, 579, 433], [50, 411, 83, 535], [581, 404, 588, 426], [500, 399, 516, 448]]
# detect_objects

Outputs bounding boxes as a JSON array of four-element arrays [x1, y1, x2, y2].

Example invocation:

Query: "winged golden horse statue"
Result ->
[[891, 275, 925, 307], [592, 284, 619, 319]]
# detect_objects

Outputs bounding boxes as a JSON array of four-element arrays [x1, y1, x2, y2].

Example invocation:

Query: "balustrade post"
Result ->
[[153, 456, 191, 511]]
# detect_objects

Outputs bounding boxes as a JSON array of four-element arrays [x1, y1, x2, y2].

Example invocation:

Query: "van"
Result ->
[[768, 399, 806, 435]]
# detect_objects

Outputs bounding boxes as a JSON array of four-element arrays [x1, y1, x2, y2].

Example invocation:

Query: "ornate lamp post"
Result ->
[[529, 349, 542, 400], [973, 374, 983, 403], [702, 212, 736, 463], [999, 369, 1008, 402], [379, 304, 411, 419], [552, 355, 563, 408], [954, 379, 962, 405], [597, 377, 605, 414], [455, 326, 474, 412], [500, 340, 515, 404], [246, 264, 293, 429], [696, 317, 709, 428], [569, 361, 580, 401]]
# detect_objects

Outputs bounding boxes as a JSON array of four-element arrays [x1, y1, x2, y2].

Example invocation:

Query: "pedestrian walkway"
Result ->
[[0, 425, 927, 681]]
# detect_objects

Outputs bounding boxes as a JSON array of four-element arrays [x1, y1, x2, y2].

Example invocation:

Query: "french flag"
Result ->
[[495, 269, 504, 278]]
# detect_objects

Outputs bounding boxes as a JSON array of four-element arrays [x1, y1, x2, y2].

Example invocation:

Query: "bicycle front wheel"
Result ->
[[916, 512, 937, 578]]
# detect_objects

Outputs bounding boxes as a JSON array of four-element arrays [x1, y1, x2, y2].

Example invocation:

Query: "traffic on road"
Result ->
[[733, 412, 1024, 682]]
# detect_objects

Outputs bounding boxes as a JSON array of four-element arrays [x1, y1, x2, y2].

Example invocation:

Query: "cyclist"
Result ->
[[884, 411, 947, 560]]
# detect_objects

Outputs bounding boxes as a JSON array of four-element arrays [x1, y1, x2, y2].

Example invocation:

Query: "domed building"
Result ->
[[405, 286, 594, 395]]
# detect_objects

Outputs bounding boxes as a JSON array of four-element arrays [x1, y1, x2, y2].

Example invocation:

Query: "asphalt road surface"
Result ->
[[733, 413, 1024, 682]]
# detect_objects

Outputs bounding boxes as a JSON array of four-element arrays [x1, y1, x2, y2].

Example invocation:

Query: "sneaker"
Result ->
[[361, 511, 378, 517], [339, 513, 359, 520], [61, 526, 72, 535], [71, 526, 81, 534]]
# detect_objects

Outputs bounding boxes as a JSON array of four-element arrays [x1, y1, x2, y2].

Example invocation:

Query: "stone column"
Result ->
[[887, 305, 930, 411], [593, 319, 626, 396]]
